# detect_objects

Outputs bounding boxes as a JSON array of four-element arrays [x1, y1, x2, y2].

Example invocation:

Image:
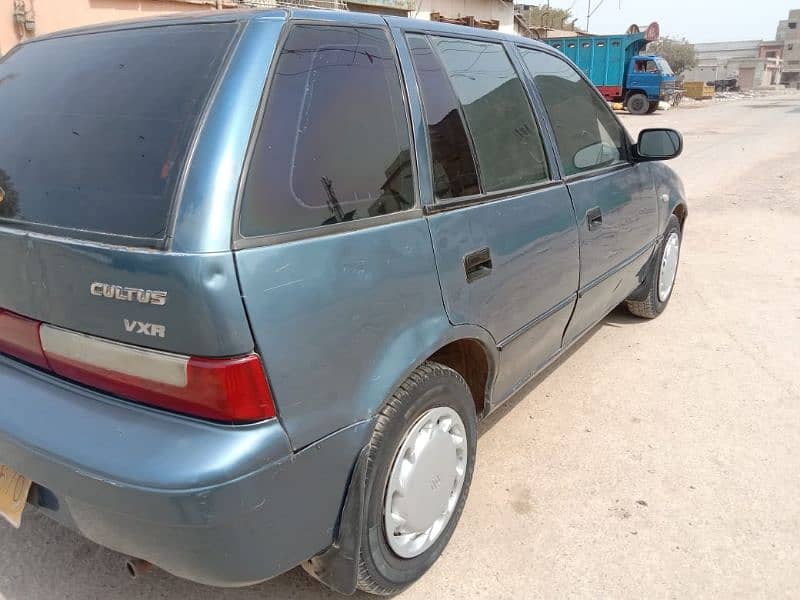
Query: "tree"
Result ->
[[649, 37, 697, 77], [518, 4, 575, 30]]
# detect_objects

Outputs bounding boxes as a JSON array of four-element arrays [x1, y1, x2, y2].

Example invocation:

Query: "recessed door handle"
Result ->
[[587, 206, 603, 230], [464, 248, 492, 283]]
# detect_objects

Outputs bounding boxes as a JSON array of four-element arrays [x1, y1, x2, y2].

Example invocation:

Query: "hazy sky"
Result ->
[[517, 0, 796, 43]]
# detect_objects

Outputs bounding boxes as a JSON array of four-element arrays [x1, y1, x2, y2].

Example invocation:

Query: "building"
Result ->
[[682, 40, 783, 90], [1, 0, 230, 55], [776, 8, 800, 85], [1, 0, 520, 55]]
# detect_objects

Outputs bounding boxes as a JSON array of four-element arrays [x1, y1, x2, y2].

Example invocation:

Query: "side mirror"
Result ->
[[633, 128, 683, 161]]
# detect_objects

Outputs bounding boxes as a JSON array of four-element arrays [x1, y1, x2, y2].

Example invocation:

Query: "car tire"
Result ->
[[627, 93, 649, 115], [626, 214, 682, 319], [356, 361, 477, 596], [646, 101, 659, 114]]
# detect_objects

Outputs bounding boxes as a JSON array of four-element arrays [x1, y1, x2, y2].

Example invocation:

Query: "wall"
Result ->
[[413, 0, 514, 34], [1, 0, 216, 55]]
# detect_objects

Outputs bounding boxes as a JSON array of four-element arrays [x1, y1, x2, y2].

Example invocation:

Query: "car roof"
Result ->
[[27, 7, 552, 52]]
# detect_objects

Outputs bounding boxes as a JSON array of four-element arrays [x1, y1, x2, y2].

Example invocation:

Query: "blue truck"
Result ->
[[544, 22, 677, 114]]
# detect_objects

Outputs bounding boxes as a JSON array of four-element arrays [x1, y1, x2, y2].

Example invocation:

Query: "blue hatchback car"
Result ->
[[0, 8, 686, 595]]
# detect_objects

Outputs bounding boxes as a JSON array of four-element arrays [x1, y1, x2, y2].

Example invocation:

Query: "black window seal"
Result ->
[[231, 19, 420, 248], [422, 179, 565, 215], [232, 208, 423, 250]]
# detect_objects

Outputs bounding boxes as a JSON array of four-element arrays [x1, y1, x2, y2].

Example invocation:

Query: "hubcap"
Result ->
[[383, 407, 468, 559], [658, 231, 680, 302]]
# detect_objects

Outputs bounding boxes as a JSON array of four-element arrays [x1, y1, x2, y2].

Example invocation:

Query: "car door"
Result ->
[[518, 47, 659, 344], [396, 29, 580, 402]]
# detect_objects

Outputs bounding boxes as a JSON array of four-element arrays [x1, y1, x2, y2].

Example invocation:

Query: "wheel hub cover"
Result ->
[[658, 231, 680, 302], [384, 407, 467, 558]]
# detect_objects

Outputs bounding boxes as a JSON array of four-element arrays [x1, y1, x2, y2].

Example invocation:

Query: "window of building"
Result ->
[[240, 25, 414, 238], [518, 48, 628, 176], [430, 36, 549, 193], [789, 22, 797, 29]]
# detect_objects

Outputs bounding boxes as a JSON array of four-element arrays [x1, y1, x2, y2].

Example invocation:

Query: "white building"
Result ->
[[683, 40, 783, 90]]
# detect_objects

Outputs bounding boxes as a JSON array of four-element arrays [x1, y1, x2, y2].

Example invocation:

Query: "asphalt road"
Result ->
[[1, 94, 799, 600]]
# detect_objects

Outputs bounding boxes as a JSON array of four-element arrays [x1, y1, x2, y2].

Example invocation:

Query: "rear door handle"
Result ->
[[464, 248, 492, 283], [587, 206, 603, 230]]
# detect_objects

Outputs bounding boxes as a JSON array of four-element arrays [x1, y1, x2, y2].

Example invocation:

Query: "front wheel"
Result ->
[[626, 93, 650, 115], [356, 362, 477, 595], [626, 214, 682, 318]]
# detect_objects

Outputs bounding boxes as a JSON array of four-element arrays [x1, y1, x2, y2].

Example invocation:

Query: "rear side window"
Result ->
[[519, 48, 628, 176], [0, 24, 236, 243], [406, 34, 480, 199], [240, 25, 414, 238], [430, 36, 549, 193]]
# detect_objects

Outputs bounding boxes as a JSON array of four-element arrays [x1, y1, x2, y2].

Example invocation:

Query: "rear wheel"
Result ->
[[627, 93, 649, 115], [356, 362, 477, 595], [626, 214, 682, 318]]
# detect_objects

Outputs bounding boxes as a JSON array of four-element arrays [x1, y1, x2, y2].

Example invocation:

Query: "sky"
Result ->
[[516, 0, 797, 43]]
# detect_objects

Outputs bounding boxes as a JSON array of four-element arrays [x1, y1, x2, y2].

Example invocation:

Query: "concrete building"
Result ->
[[1, 0, 518, 55], [776, 8, 800, 85], [683, 40, 783, 90], [1, 0, 230, 55]]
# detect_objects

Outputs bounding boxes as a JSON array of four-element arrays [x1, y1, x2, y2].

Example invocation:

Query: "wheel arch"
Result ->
[[672, 202, 688, 230]]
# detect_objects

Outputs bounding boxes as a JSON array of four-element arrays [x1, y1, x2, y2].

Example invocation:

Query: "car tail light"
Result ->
[[0, 309, 49, 370], [1, 311, 275, 424], [39, 325, 275, 423]]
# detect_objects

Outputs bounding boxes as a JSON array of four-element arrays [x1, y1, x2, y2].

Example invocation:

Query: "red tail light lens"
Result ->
[[32, 324, 276, 424], [0, 309, 49, 370]]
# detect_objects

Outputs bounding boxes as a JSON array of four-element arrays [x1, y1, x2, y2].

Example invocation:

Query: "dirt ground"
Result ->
[[1, 94, 799, 600]]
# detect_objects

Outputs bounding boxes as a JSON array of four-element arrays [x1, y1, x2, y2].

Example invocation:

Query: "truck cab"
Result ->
[[626, 54, 677, 113]]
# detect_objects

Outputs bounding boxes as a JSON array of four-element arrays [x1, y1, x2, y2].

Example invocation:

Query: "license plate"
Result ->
[[0, 464, 32, 528]]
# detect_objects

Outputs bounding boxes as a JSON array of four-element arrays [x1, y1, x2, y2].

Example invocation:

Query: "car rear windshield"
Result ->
[[0, 23, 237, 244]]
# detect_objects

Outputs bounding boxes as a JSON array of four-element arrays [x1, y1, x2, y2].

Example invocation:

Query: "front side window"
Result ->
[[240, 25, 414, 238], [431, 36, 549, 193], [519, 48, 628, 177]]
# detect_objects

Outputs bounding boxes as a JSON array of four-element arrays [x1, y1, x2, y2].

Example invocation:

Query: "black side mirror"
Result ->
[[633, 128, 683, 161]]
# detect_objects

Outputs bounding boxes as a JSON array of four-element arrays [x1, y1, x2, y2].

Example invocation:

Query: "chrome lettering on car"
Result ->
[[124, 319, 166, 338], [90, 282, 168, 306]]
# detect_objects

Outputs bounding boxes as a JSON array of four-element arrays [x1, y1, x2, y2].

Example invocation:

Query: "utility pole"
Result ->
[[587, 0, 591, 33]]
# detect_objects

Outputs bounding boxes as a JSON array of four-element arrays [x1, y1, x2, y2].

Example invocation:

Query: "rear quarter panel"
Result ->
[[235, 219, 497, 450]]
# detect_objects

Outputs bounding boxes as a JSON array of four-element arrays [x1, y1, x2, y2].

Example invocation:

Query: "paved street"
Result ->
[[1, 94, 799, 600]]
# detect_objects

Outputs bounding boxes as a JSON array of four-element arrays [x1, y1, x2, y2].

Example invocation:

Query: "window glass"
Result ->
[[240, 25, 414, 237], [655, 58, 673, 75], [519, 48, 628, 176], [431, 36, 549, 192], [406, 34, 480, 199], [0, 24, 236, 243]]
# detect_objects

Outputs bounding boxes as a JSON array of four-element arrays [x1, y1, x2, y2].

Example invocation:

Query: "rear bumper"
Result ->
[[0, 355, 370, 586]]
